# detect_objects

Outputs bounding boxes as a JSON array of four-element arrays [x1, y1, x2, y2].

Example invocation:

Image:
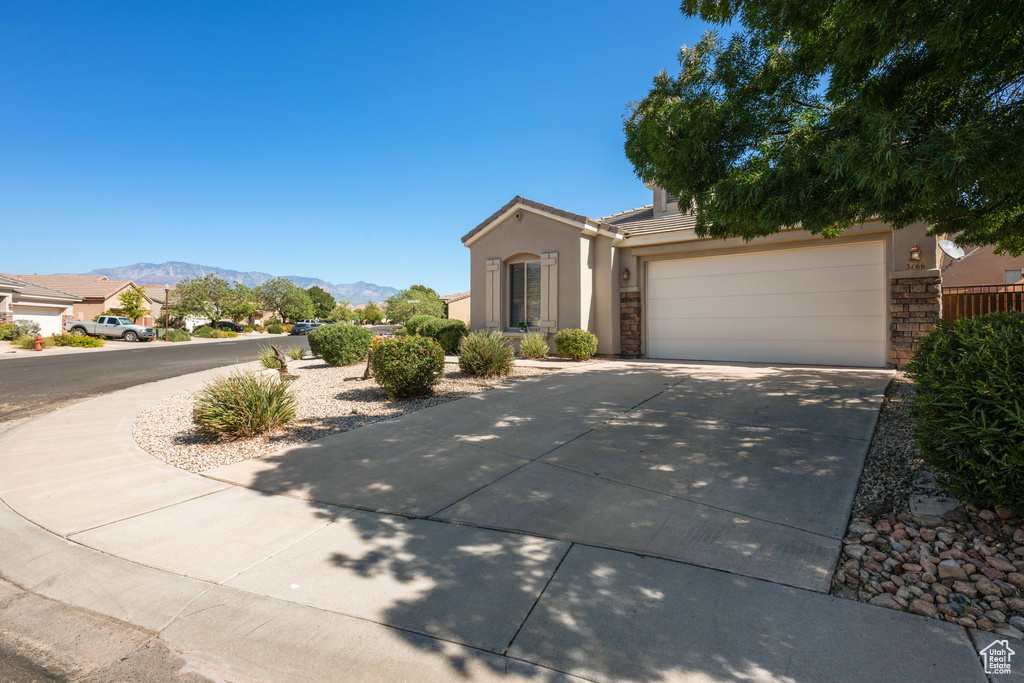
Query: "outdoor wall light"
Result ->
[[909, 244, 921, 261], [622, 267, 630, 281]]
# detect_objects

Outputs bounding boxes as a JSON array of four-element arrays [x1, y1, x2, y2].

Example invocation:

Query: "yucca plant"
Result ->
[[458, 331, 514, 377], [192, 370, 297, 437], [258, 345, 282, 369], [518, 332, 549, 360], [286, 346, 304, 361]]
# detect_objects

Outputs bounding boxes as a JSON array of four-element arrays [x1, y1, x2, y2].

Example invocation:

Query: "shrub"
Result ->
[[371, 336, 445, 398], [51, 334, 104, 348], [0, 323, 15, 340], [458, 331, 514, 377], [14, 335, 54, 350], [309, 324, 373, 366], [392, 326, 408, 337], [519, 332, 549, 360], [282, 324, 294, 333], [243, 324, 259, 333], [406, 314, 438, 335], [11, 319, 41, 337], [266, 323, 284, 334], [554, 328, 598, 361], [258, 345, 282, 369], [154, 328, 191, 342], [287, 346, 304, 361], [907, 312, 1024, 511], [192, 370, 297, 437], [423, 319, 468, 354], [193, 325, 216, 338]]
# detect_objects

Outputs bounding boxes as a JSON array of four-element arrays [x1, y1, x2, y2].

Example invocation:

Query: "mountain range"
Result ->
[[84, 262, 399, 304]]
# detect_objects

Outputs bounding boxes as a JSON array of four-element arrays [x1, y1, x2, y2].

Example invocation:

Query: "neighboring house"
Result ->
[[940, 246, 1024, 287], [0, 274, 82, 336], [440, 291, 470, 325], [142, 284, 207, 329], [463, 184, 940, 368], [4, 274, 153, 323]]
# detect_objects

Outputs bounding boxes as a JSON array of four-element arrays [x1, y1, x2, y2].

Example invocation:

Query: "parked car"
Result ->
[[213, 321, 244, 333], [295, 319, 320, 325], [290, 322, 321, 336], [64, 316, 155, 342]]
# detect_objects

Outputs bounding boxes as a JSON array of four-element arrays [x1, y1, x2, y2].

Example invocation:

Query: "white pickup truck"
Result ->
[[64, 316, 155, 342]]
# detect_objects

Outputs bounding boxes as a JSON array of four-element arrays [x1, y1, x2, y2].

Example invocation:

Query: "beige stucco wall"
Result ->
[[468, 210, 585, 338], [940, 246, 1024, 287], [446, 297, 471, 325]]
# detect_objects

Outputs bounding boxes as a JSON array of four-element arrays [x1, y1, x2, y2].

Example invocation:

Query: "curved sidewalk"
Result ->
[[0, 363, 989, 682]]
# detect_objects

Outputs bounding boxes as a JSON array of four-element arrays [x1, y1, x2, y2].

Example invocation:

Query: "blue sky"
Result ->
[[1, 2, 708, 294]]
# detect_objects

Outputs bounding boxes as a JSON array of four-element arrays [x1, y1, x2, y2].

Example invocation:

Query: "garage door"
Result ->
[[12, 305, 64, 337], [646, 242, 887, 367]]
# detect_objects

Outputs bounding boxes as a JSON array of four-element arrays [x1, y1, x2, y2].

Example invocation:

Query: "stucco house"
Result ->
[[940, 246, 1024, 287], [0, 274, 82, 336], [5, 274, 153, 323], [462, 184, 940, 368], [441, 291, 471, 325]]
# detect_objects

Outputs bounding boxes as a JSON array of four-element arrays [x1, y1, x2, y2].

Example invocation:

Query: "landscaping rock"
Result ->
[[868, 593, 903, 610], [908, 600, 937, 618]]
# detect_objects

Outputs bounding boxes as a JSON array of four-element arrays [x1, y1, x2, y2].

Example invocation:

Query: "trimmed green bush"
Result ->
[[554, 328, 598, 361], [417, 318, 468, 354], [193, 326, 236, 339], [392, 326, 408, 337], [51, 334, 105, 348], [907, 312, 1024, 511], [370, 336, 445, 398], [519, 332, 549, 359], [458, 331, 514, 377], [309, 324, 373, 366], [406, 314, 438, 335], [266, 323, 284, 334], [14, 335, 54, 350], [154, 328, 191, 342], [192, 370, 297, 437]]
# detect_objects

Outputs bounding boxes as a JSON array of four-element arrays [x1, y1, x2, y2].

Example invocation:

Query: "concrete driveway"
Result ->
[[208, 361, 893, 592]]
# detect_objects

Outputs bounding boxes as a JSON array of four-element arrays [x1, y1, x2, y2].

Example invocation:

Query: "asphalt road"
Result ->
[[0, 335, 310, 422]]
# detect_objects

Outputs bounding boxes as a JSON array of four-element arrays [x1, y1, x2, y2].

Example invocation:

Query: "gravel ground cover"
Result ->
[[833, 371, 1024, 637], [134, 358, 552, 473]]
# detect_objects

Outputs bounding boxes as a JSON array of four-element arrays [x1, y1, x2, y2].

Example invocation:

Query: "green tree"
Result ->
[[116, 286, 149, 322], [168, 274, 232, 323], [623, 0, 1024, 254], [256, 278, 307, 322], [329, 301, 354, 322], [361, 302, 384, 324], [225, 284, 257, 323], [384, 285, 443, 323], [307, 285, 336, 319]]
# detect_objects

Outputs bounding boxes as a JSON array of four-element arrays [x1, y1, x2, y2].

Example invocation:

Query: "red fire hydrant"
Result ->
[[34, 334, 43, 351]]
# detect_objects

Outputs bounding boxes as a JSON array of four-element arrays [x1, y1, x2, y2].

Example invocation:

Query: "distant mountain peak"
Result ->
[[84, 261, 399, 304]]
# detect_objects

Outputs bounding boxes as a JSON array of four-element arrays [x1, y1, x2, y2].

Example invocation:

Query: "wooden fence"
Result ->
[[941, 283, 1024, 323]]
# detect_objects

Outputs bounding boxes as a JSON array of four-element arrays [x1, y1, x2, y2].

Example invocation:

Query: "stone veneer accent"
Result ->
[[620, 291, 641, 358], [0, 311, 11, 324], [890, 276, 941, 368]]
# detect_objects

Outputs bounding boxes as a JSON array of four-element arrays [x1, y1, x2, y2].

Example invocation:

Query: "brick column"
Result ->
[[890, 276, 941, 368], [620, 291, 641, 358]]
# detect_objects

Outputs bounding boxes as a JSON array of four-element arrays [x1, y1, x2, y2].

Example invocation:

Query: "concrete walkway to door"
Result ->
[[0, 360, 992, 682], [209, 361, 893, 591]]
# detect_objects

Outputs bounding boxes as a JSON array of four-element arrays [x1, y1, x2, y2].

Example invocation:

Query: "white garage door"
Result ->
[[646, 242, 887, 367], [12, 305, 64, 337]]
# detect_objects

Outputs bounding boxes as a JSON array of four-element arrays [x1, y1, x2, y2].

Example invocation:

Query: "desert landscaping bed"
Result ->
[[833, 371, 1024, 638], [133, 357, 552, 473]]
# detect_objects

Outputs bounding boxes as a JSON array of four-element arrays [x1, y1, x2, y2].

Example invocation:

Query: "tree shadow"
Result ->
[[234, 363, 919, 681]]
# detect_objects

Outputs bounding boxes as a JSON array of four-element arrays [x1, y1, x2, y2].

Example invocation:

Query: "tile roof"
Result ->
[[598, 205, 699, 237], [3, 274, 149, 301], [462, 196, 596, 243], [463, 195, 701, 245], [0, 274, 81, 301], [440, 291, 470, 303]]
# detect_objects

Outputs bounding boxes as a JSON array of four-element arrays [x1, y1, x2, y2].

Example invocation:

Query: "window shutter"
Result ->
[[485, 258, 501, 328], [540, 252, 558, 330]]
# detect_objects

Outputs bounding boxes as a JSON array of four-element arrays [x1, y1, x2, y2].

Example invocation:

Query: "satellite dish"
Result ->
[[938, 240, 966, 260]]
